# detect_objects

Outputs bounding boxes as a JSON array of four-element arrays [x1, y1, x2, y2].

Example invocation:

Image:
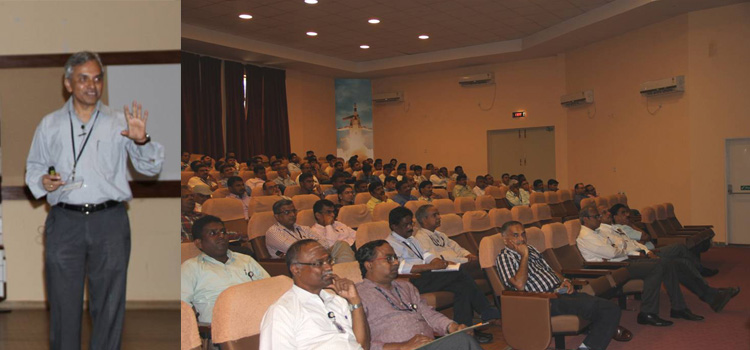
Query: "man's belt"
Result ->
[[57, 200, 122, 214]]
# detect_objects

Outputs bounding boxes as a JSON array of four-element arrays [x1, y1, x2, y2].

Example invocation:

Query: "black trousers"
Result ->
[[45, 204, 131, 350], [411, 271, 500, 326], [550, 293, 620, 350], [423, 331, 483, 350], [626, 259, 686, 314], [657, 244, 717, 302]]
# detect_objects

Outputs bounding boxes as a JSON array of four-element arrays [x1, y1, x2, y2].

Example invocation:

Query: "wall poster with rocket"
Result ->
[[335, 79, 374, 160]]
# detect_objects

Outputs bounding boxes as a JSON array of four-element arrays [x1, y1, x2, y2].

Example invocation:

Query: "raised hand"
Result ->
[[328, 275, 361, 304], [121, 100, 149, 143]]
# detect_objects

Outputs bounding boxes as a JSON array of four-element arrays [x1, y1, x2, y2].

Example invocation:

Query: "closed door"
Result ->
[[727, 138, 750, 244], [487, 127, 555, 182]]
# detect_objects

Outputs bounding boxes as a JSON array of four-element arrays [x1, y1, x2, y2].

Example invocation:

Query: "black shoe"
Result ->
[[700, 267, 719, 277], [670, 309, 704, 321], [711, 287, 740, 312], [473, 330, 493, 344], [637, 313, 674, 326]]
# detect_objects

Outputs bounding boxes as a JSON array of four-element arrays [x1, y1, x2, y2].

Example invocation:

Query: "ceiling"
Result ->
[[182, 0, 747, 77]]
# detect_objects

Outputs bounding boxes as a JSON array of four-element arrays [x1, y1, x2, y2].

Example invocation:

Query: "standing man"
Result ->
[[25, 51, 164, 350]]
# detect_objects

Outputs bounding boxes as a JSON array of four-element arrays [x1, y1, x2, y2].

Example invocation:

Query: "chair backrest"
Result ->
[[320, 184, 333, 194], [181, 172, 194, 186], [544, 191, 561, 204], [181, 301, 202, 350], [594, 197, 610, 209], [249, 195, 283, 216], [433, 198, 456, 215], [266, 170, 279, 181], [432, 188, 449, 200], [531, 203, 552, 222], [181, 242, 201, 264], [324, 194, 339, 204], [292, 194, 320, 211], [488, 208, 513, 229], [354, 192, 371, 205], [462, 210, 493, 232], [211, 276, 294, 346], [332, 261, 363, 284], [640, 206, 656, 224], [542, 223, 584, 270], [202, 198, 246, 221], [654, 203, 668, 221], [454, 197, 476, 214], [212, 187, 231, 198], [580, 197, 595, 210], [559, 189, 572, 202], [478, 234, 507, 301], [475, 195, 496, 211], [283, 185, 301, 197], [410, 188, 420, 198], [247, 212, 278, 240], [296, 209, 316, 227], [529, 192, 546, 205], [607, 194, 620, 206], [337, 204, 372, 229], [355, 221, 391, 248], [372, 201, 400, 222], [404, 200, 431, 216], [485, 185, 502, 198], [239, 171, 255, 182], [511, 205, 536, 226], [446, 180, 456, 193], [251, 186, 266, 197], [563, 220, 582, 246], [385, 191, 397, 200], [618, 193, 628, 205], [437, 213, 464, 237]]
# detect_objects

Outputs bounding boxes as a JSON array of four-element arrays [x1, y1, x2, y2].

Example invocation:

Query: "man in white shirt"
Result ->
[[287, 153, 302, 174], [296, 162, 320, 187], [245, 165, 267, 192], [188, 162, 218, 191], [472, 176, 487, 197], [576, 205, 705, 326], [412, 165, 427, 185], [226, 176, 251, 220], [413, 204, 477, 263], [260, 239, 369, 350], [273, 166, 296, 193], [386, 207, 499, 343], [417, 181, 437, 202], [181, 215, 270, 323], [450, 166, 465, 181], [192, 184, 212, 213], [310, 199, 356, 248]]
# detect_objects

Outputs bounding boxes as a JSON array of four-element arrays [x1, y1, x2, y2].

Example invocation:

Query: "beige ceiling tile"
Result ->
[[183, 0, 215, 9], [527, 12, 563, 27], [246, 5, 287, 18], [512, 22, 544, 34], [497, 0, 535, 9], [534, 0, 576, 11], [555, 7, 584, 19]]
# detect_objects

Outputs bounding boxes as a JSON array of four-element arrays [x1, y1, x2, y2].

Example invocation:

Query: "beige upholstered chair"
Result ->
[[212, 187, 230, 198], [181, 242, 201, 264], [372, 201, 400, 222], [404, 200, 431, 216], [249, 195, 283, 217], [292, 194, 320, 211], [283, 185, 301, 197], [337, 204, 372, 230], [488, 208, 513, 229], [531, 203, 560, 226], [529, 192, 546, 205], [432, 199, 456, 215], [475, 195, 496, 211], [354, 192, 371, 205], [201, 198, 248, 237], [355, 221, 391, 248], [461, 210, 495, 254], [453, 197, 476, 214], [181, 301, 202, 350], [593, 197, 610, 209], [511, 205, 539, 228], [296, 209, 316, 227]]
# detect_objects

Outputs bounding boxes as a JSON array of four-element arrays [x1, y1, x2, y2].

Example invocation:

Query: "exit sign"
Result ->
[[512, 111, 526, 118], [741, 185, 750, 191]]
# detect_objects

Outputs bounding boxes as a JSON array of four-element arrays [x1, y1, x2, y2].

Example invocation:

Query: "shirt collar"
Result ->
[[198, 250, 235, 265], [291, 284, 335, 302], [66, 97, 101, 123], [390, 231, 412, 243]]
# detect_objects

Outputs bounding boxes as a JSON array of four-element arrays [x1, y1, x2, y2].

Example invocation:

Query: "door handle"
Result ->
[[728, 184, 732, 194]]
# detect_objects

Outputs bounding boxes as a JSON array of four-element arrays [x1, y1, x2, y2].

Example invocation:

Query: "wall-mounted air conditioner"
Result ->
[[560, 90, 594, 107], [640, 75, 685, 96], [458, 72, 494, 86], [372, 91, 403, 103]]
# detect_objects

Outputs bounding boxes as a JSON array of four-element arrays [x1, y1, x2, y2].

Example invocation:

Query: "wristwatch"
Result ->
[[348, 303, 362, 312], [135, 133, 151, 146]]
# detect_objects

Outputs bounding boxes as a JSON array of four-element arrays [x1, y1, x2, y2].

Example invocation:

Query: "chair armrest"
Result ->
[[627, 254, 649, 260], [258, 259, 291, 277], [398, 273, 421, 279], [583, 261, 629, 269], [683, 225, 713, 228], [570, 279, 589, 286], [561, 268, 612, 277], [502, 290, 558, 299]]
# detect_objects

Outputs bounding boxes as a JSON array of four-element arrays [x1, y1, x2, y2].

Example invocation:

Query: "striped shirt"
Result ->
[[496, 245, 560, 293]]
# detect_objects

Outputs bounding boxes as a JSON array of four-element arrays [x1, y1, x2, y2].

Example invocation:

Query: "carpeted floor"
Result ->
[[561, 246, 750, 350]]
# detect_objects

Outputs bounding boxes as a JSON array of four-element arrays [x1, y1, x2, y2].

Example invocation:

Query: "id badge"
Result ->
[[61, 177, 84, 192]]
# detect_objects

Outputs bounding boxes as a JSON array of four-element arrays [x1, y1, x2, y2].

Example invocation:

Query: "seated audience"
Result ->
[[312, 161, 332, 184], [218, 164, 237, 188], [383, 176, 398, 193], [585, 184, 598, 198], [181, 186, 204, 242], [374, 159, 383, 171], [413, 205, 477, 263], [354, 180, 369, 194], [360, 164, 381, 185], [505, 180, 528, 207], [610, 204, 654, 250], [201, 155, 214, 168], [350, 160, 363, 179], [269, 159, 282, 172], [473, 176, 487, 197], [451, 165, 465, 181], [386, 207, 500, 343], [287, 153, 301, 174], [485, 174, 495, 187], [296, 162, 319, 186], [310, 199, 356, 248], [263, 180, 290, 199], [573, 183, 586, 209], [227, 176, 251, 219], [547, 179, 559, 192], [245, 165, 267, 192], [188, 162, 219, 191], [260, 240, 368, 350], [417, 181, 437, 202], [430, 167, 449, 189], [395, 163, 407, 182], [323, 173, 347, 196], [412, 165, 427, 184], [425, 163, 435, 173], [533, 179, 545, 192], [392, 180, 417, 206], [299, 172, 324, 198], [226, 156, 240, 172], [337, 184, 355, 206], [273, 166, 296, 194], [182, 215, 270, 323], [181, 151, 190, 171], [379, 164, 394, 183], [452, 174, 475, 199], [496, 220, 622, 350], [192, 184, 212, 213], [366, 182, 395, 214], [355, 240, 483, 350], [500, 173, 510, 187], [520, 180, 531, 194]]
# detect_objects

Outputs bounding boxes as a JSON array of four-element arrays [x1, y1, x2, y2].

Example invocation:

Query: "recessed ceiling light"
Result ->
[[306, 31, 318, 36], [368, 18, 380, 24], [239, 14, 253, 19], [304, 0, 318, 4], [360, 45, 370, 49], [418, 34, 429, 40]]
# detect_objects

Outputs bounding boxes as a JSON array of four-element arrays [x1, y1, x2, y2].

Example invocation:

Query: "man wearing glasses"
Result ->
[[260, 240, 369, 350], [412, 205, 477, 264], [355, 240, 482, 350], [181, 215, 270, 324]]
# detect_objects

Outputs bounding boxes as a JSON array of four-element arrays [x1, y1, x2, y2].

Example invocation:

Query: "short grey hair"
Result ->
[[579, 204, 597, 224], [64, 51, 103, 80], [414, 204, 435, 225], [272, 199, 294, 214]]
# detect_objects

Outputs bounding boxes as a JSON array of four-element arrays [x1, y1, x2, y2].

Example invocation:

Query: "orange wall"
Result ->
[[286, 70, 337, 156]]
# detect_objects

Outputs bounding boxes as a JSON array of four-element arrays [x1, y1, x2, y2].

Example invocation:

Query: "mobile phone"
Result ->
[[555, 287, 568, 294], [48, 166, 57, 176]]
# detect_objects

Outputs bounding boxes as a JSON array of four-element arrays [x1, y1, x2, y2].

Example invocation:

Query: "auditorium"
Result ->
[[180, 0, 749, 349]]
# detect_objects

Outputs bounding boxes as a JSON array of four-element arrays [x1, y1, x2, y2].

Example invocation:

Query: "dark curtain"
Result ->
[[245, 64, 265, 158], [198, 56, 225, 158], [181, 52, 201, 153], [261, 67, 291, 158], [224, 61, 248, 162]]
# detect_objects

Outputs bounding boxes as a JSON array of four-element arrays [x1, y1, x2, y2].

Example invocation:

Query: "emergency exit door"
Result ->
[[487, 126, 555, 182]]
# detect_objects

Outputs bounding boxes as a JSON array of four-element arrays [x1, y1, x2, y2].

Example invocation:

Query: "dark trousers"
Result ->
[[657, 244, 717, 302], [411, 271, 499, 326], [550, 293, 620, 350], [626, 259, 686, 314], [45, 204, 131, 350], [423, 331, 483, 350]]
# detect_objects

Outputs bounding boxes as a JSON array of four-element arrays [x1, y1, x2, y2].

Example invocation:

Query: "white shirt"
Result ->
[[473, 186, 486, 197], [310, 222, 356, 248], [613, 224, 656, 250], [576, 225, 629, 262], [188, 176, 216, 190], [260, 285, 361, 350], [181, 251, 270, 323], [227, 193, 251, 220], [412, 228, 470, 263], [288, 162, 301, 174], [386, 232, 436, 274], [296, 174, 320, 187], [604, 224, 652, 254], [245, 177, 266, 191], [429, 174, 448, 188], [413, 174, 427, 184]]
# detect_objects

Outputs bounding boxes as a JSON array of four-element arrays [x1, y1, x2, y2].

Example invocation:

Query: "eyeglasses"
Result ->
[[373, 255, 399, 263], [295, 257, 335, 268], [278, 209, 298, 215]]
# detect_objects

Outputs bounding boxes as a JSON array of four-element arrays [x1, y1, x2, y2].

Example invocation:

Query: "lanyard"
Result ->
[[68, 109, 100, 180], [428, 233, 446, 247], [283, 226, 304, 240], [401, 240, 423, 259], [375, 285, 417, 312]]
